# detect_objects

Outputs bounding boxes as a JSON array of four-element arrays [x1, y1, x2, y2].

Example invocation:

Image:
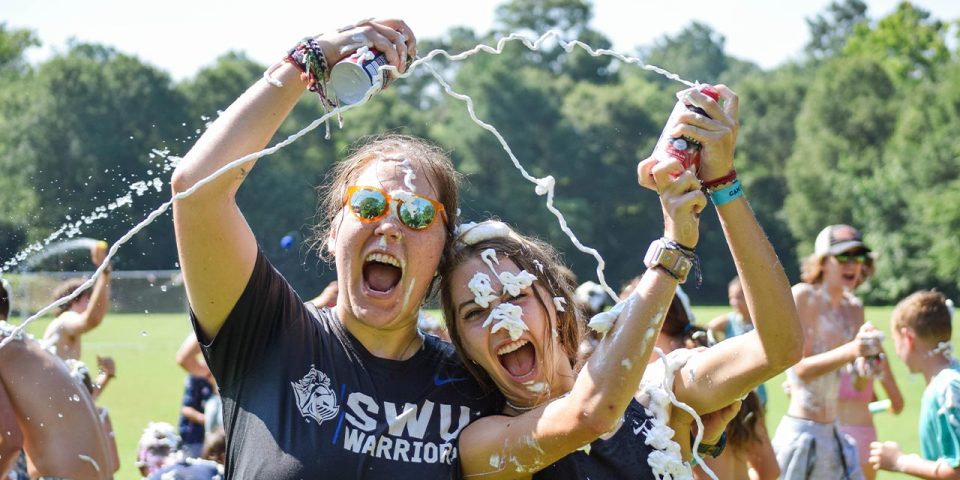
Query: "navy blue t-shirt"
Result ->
[[533, 399, 658, 479], [178, 375, 213, 446], [192, 249, 502, 479]]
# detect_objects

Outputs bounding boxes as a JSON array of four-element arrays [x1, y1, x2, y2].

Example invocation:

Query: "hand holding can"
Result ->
[[324, 19, 416, 105], [637, 84, 739, 191]]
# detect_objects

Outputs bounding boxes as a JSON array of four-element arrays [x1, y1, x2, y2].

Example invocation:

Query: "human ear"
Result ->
[[327, 213, 341, 255]]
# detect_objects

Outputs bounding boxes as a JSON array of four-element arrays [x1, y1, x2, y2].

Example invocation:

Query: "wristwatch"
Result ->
[[644, 238, 693, 283]]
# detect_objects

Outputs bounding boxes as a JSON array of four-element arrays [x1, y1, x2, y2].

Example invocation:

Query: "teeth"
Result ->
[[366, 252, 401, 268], [497, 339, 528, 356]]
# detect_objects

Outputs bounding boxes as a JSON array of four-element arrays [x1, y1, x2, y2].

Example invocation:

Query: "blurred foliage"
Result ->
[[0, 0, 958, 303]]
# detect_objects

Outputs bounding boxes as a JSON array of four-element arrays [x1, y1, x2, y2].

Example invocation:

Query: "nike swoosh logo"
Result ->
[[433, 373, 467, 386]]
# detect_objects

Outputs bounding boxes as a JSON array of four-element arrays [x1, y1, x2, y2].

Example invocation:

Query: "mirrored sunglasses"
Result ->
[[343, 186, 445, 231], [834, 252, 869, 264]]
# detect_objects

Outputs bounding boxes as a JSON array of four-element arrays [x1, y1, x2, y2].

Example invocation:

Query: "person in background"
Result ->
[[708, 277, 769, 406], [43, 240, 112, 361], [838, 329, 904, 479], [136, 422, 182, 477], [773, 224, 882, 480], [178, 368, 213, 458], [870, 291, 960, 479]]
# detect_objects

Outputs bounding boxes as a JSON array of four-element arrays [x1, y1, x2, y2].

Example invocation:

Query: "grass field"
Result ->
[[15, 305, 949, 479]]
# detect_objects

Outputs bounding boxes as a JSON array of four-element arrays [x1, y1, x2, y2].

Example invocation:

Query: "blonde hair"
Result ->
[[799, 253, 874, 287], [891, 290, 951, 343]]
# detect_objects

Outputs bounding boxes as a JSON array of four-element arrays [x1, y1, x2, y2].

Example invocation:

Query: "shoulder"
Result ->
[[791, 283, 817, 302]]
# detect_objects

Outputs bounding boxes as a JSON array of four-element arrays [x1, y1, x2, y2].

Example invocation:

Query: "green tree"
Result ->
[[805, 0, 869, 60], [642, 22, 729, 86], [3, 42, 191, 269], [784, 58, 896, 251], [844, 2, 948, 84]]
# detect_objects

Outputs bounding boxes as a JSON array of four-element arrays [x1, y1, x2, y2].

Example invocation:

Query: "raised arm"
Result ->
[[171, 20, 415, 339], [60, 245, 112, 336], [458, 147, 707, 478], [666, 85, 804, 413]]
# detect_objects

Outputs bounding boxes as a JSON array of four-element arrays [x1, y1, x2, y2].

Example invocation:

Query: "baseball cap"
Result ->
[[814, 224, 871, 257]]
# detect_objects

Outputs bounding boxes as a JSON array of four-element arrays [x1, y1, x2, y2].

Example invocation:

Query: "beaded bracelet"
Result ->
[[709, 179, 743, 206]]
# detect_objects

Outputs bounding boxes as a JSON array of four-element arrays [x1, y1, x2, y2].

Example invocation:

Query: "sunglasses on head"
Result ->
[[833, 252, 869, 264], [343, 185, 445, 231]]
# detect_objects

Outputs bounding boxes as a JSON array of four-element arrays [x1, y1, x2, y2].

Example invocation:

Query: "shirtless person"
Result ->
[[0, 282, 113, 480], [43, 240, 111, 361], [772, 225, 881, 479]]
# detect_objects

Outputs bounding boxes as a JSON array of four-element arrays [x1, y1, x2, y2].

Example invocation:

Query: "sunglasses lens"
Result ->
[[835, 253, 867, 264], [398, 197, 437, 230], [350, 188, 387, 220]]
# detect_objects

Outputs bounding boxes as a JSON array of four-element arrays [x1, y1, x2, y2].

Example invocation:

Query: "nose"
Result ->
[[373, 212, 404, 240]]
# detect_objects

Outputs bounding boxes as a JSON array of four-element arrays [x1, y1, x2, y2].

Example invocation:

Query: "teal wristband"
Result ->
[[710, 179, 743, 206]]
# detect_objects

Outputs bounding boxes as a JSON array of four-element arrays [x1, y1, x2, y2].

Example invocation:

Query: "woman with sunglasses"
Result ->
[[772, 224, 887, 479], [439, 85, 804, 478], [171, 20, 502, 479]]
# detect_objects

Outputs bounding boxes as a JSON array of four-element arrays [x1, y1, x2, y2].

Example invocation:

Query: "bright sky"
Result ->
[[4, 0, 960, 80]]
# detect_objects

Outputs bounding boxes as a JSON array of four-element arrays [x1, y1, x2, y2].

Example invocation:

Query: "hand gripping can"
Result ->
[[652, 84, 721, 172], [329, 48, 390, 105]]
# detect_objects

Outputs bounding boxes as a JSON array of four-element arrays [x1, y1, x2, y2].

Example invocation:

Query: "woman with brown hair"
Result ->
[[171, 19, 503, 478], [439, 85, 803, 479]]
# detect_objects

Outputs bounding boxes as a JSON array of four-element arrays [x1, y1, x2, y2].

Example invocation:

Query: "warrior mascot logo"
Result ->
[[291, 365, 339, 425]]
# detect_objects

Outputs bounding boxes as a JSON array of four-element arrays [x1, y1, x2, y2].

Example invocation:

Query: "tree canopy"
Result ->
[[1, 0, 957, 304]]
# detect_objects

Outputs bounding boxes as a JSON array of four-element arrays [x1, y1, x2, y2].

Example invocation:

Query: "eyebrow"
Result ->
[[458, 299, 477, 316]]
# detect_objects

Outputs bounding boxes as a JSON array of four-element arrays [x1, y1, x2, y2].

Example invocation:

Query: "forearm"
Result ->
[[571, 267, 678, 432], [84, 270, 110, 328], [889, 455, 960, 479], [716, 196, 802, 373], [793, 342, 856, 381], [181, 406, 205, 425], [881, 360, 905, 414]]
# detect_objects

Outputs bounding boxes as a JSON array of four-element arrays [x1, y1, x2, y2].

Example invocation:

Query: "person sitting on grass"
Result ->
[[870, 290, 960, 479]]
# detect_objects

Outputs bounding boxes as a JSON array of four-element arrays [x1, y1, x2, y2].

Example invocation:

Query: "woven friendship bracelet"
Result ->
[[286, 37, 335, 108]]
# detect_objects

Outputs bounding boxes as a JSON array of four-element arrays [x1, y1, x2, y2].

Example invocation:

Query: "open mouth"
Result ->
[[497, 339, 536, 378], [842, 272, 857, 283], [363, 253, 402, 293]]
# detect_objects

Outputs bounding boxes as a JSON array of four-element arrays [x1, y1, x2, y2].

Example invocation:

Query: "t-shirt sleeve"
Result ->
[[189, 248, 307, 391], [933, 377, 960, 467]]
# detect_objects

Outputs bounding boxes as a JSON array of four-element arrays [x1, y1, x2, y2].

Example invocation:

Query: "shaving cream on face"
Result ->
[[499, 270, 537, 297], [398, 158, 417, 192], [484, 303, 528, 341], [468, 272, 498, 308]]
